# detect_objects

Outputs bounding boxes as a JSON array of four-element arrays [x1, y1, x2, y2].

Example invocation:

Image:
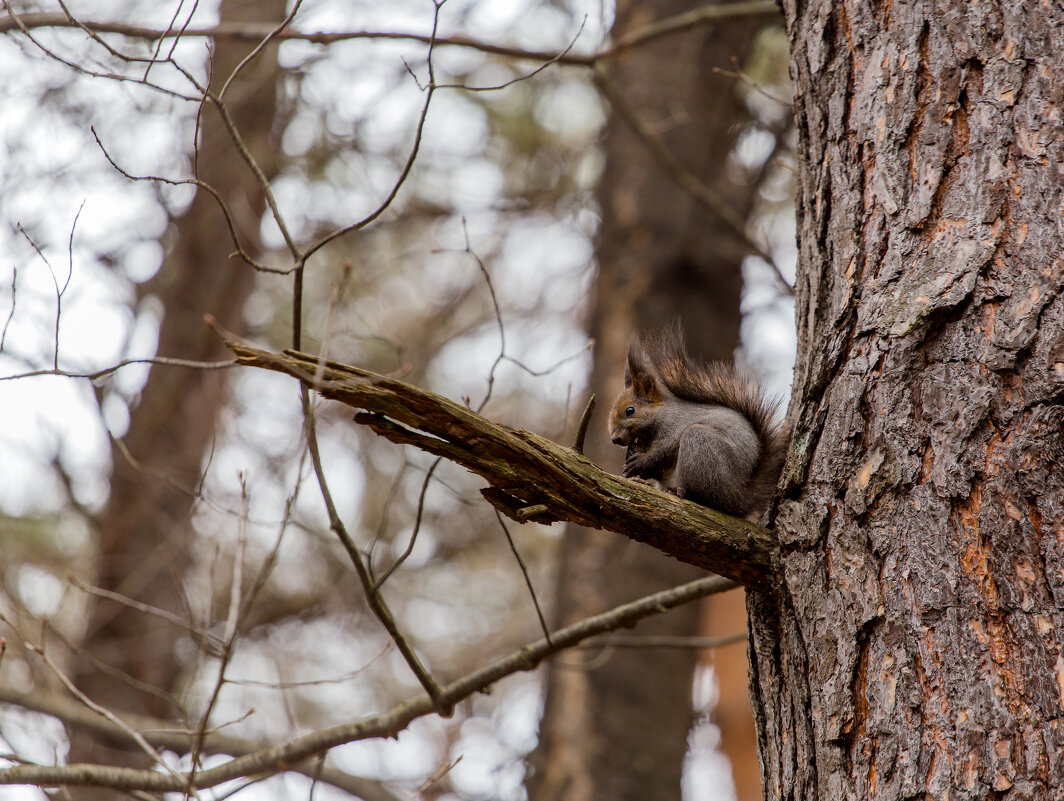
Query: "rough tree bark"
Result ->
[[752, 2, 1064, 799], [69, 0, 285, 786], [529, 2, 775, 799]]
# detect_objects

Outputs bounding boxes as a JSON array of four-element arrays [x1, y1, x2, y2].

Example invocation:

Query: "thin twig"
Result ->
[[219, 0, 304, 100], [13, 221, 71, 371], [437, 227, 593, 407], [236, 452, 305, 625], [600, 0, 779, 59], [187, 479, 251, 787], [292, 0, 445, 347], [2, 5, 202, 101], [56, 0, 165, 69], [225, 646, 390, 689], [59, 202, 83, 369], [207, 93, 301, 259], [0, 615, 189, 790], [69, 577, 225, 654], [367, 460, 411, 571], [191, 33, 211, 181], [463, 222, 505, 413], [439, 17, 587, 92], [372, 457, 443, 590], [711, 64, 792, 108], [301, 1, 445, 262], [0, 266, 17, 354], [0, 355, 235, 383], [495, 510, 553, 646], [91, 127, 285, 273], [36, 619, 183, 715], [144, 0, 198, 81]]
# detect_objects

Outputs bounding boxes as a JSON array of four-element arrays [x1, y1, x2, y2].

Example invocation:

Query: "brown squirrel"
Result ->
[[608, 327, 786, 517]]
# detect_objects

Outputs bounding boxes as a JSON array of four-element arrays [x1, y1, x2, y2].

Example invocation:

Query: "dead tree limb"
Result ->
[[227, 343, 777, 590]]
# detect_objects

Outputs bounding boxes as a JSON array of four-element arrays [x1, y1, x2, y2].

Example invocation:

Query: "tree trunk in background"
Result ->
[[701, 587, 761, 801], [752, 2, 1064, 799], [530, 2, 775, 799], [70, 0, 286, 786]]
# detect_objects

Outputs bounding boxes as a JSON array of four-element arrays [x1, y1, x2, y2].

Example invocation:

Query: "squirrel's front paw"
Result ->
[[622, 454, 649, 477]]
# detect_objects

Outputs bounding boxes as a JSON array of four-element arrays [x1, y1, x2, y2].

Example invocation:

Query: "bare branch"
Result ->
[[186, 482, 249, 788], [441, 222, 594, 412], [711, 64, 792, 108], [440, 16, 588, 92], [13, 220, 72, 371], [1, 618, 188, 789], [144, 0, 199, 81], [207, 91, 301, 261], [600, 0, 780, 58], [228, 344, 778, 589], [579, 631, 748, 650], [0, 685, 404, 801], [2, 2, 782, 67], [2, 5, 202, 101], [70, 577, 225, 655], [0, 575, 735, 792], [0, 12, 590, 64]]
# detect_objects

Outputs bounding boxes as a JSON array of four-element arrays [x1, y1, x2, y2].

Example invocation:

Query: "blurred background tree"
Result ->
[[0, 1, 794, 799], [529, 1, 791, 800]]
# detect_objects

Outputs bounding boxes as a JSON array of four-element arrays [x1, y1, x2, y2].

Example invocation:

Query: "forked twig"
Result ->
[[302, 384, 448, 711]]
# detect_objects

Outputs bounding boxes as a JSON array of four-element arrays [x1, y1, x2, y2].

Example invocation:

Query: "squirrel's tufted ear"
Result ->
[[626, 336, 650, 374], [626, 335, 663, 400]]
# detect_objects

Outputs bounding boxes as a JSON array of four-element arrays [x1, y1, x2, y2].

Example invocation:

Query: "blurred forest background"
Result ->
[[0, 0, 795, 799]]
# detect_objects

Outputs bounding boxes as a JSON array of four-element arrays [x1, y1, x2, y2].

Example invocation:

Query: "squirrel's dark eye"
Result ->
[[625, 406, 635, 417]]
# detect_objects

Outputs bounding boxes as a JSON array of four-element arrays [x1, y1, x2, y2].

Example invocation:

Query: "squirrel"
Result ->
[[607, 327, 786, 518]]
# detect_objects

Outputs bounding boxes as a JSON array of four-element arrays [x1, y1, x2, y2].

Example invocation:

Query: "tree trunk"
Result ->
[[753, 2, 1064, 799], [529, 2, 771, 799], [70, 0, 285, 784]]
